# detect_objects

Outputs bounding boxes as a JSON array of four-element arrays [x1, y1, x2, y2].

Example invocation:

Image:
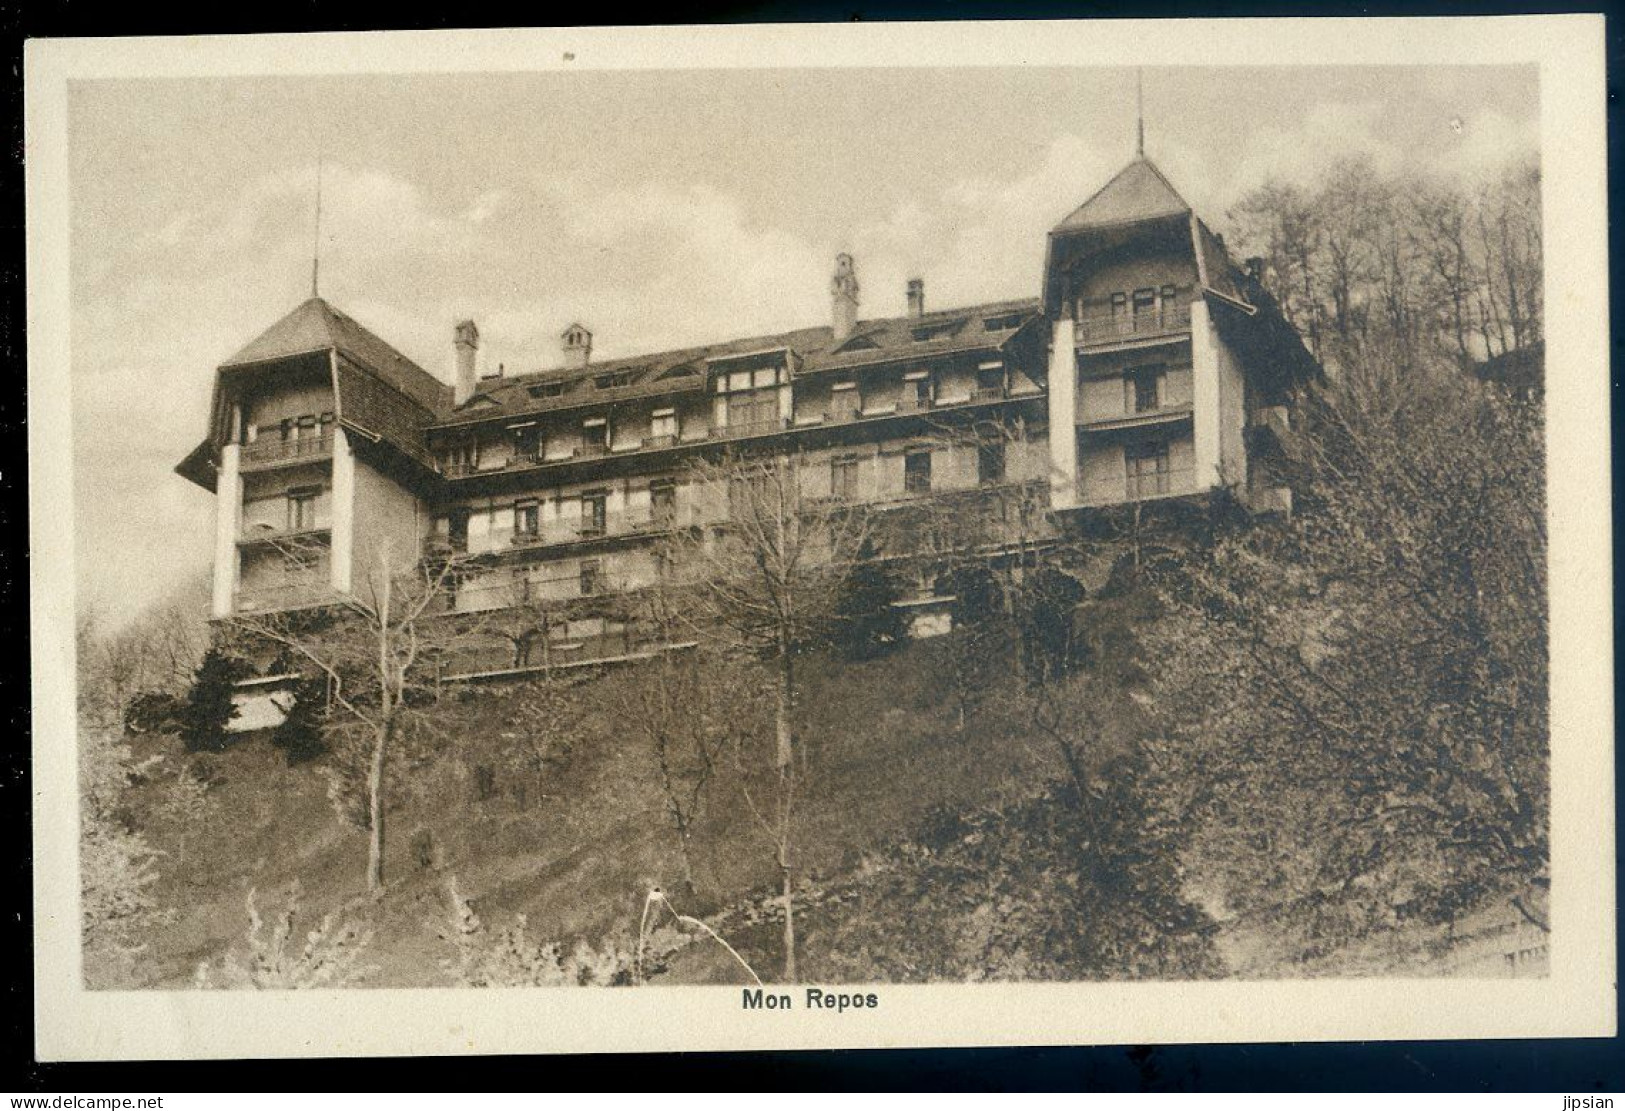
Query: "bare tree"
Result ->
[[1144, 353, 1547, 949], [664, 451, 870, 981], [626, 583, 737, 893], [229, 540, 474, 893], [1228, 153, 1543, 372]]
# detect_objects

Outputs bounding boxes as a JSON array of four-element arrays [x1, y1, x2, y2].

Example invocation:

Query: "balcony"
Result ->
[[710, 417, 788, 440], [234, 577, 335, 614], [1079, 401, 1194, 432], [438, 388, 1036, 481], [239, 432, 333, 471], [236, 524, 331, 549], [1081, 466, 1199, 508], [1075, 304, 1191, 350], [502, 509, 683, 552]]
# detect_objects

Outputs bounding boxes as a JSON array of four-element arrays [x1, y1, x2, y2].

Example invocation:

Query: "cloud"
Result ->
[[218, 163, 497, 267]]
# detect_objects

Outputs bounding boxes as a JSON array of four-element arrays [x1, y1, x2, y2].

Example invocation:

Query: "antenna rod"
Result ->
[[1136, 68, 1145, 157], [311, 156, 324, 298]]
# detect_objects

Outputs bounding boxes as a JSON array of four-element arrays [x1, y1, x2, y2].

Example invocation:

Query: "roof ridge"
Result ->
[[480, 295, 1041, 385]]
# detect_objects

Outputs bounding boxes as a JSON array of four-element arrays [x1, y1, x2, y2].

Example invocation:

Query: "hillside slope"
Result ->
[[128, 640, 1108, 987]]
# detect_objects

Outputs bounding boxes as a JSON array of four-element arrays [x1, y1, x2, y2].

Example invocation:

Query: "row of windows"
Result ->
[[243, 410, 335, 445], [1073, 285, 1182, 323], [439, 436, 1011, 550], [443, 367, 1008, 472]]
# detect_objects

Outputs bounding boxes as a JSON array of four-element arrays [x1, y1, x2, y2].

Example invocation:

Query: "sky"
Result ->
[[67, 63, 1539, 625]]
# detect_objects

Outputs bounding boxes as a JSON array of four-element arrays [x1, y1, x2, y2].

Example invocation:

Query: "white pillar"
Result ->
[[1190, 299, 1221, 490], [211, 438, 242, 619], [1046, 317, 1078, 509], [330, 426, 355, 594]]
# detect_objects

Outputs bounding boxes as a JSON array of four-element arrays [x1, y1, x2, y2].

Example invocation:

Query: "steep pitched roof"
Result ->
[[221, 297, 450, 412], [1053, 157, 1191, 233]]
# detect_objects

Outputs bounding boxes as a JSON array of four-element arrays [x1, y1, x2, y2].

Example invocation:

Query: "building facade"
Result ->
[[177, 154, 1315, 677]]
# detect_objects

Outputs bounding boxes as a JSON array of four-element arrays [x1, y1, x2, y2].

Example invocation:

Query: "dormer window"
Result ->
[[594, 370, 635, 390], [528, 381, 565, 400], [911, 319, 964, 343], [983, 312, 1024, 332]]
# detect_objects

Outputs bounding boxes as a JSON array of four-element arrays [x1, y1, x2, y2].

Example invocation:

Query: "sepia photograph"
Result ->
[[26, 17, 1613, 1059]]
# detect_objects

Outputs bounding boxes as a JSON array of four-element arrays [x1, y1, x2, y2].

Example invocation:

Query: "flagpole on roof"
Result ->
[[311, 154, 324, 299], [1136, 68, 1145, 158]]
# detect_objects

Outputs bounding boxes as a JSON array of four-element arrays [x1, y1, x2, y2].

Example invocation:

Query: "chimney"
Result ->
[[906, 278, 925, 319], [831, 253, 860, 343], [1244, 256, 1264, 283], [453, 319, 479, 406], [561, 323, 593, 370]]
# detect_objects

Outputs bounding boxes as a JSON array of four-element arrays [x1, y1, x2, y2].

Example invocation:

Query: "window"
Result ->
[[1160, 285, 1178, 312], [594, 370, 634, 390], [1132, 287, 1157, 319], [512, 424, 542, 463], [831, 456, 859, 501], [582, 417, 609, 452], [726, 390, 779, 431], [581, 492, 607, 537], [528, 381, 564, 400], [978, 437, 1006, 485], [579, 559, 603, 597], [447, 507, 470, 552], [286, 486, 320, 531], [446, 437, 479, 474], [514, 499, 540, 539], [983, 312, 1024, 332], [976, 367, 1005, 398], [717, 365, 785, 431], [650, 480, 677, 524], [906, 376, 932, 409], [1110, 291, 1129, 318], [650, 409, 678, 441], [830, 384, 860, 421], [512, 565, 533, 603], [1131, 367, 1162, 413], [911, 319, 963, 343], [904, 449, 932, 495], [1126, 441, 1172, 498]]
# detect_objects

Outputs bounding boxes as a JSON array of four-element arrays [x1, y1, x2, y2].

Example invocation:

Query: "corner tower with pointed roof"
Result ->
[[178, 296, 448, 618], [1040, 154, 1310, 513]]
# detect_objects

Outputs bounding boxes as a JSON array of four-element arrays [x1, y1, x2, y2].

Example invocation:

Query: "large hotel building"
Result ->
[[177, 153, 1316, 679]]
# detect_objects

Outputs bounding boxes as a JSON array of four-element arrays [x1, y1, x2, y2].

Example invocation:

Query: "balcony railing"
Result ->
[[710, 417, 788, 440], [1075, 304, 1192, 349], [1081, 466, 1199, 507], [1079, 401, 1195, 430], [440, 390, 1037, 479], [240, 432, 334, 468], [501, 509, 684, 551], [234, 577, 334, 613], [237, 524, 331, 547]]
